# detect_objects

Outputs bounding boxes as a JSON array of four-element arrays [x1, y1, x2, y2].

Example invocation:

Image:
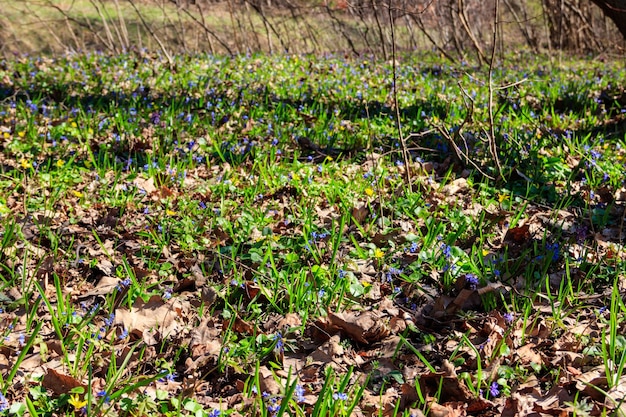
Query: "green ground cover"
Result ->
[[0, 51, 625, 416]]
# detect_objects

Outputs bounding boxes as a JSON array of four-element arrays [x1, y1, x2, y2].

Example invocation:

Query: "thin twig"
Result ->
[[388, 3, 413, 193], [127, 0, 173, 67], [488, 0, 504, 179]]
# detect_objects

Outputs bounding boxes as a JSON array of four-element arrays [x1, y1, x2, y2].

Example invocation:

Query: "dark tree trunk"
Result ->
[[590, 0, 626, 39]]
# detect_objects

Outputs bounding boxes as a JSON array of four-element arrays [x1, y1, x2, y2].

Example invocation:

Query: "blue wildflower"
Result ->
[[97, 390, 111, 404], [503, 312, 514, 324], [441, 244, 451, 258], [273, 332, 284, 352], [104, 313, 115, 327], [465, 274, 479, 290], [295, 384, 305, 403], [489, 382, 499, 397], [333, 392, 348, 401], [163, 288, 172, 300], [0, 392, 8, 411], [546, 242, 560, 261]]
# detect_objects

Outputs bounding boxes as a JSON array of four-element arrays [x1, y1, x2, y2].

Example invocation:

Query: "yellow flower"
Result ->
[[19, 158, 31, 169], [71, 190, 83, 198], [374, 248, 384, 259], [365, 187, 374, 197], [71, 121, 77, 128], [56, 160, 65, 168], [68, 393, 87, 411], [498, 194, 509, 203], [2, 132, 9, 139], [166, 209, 177, 216], [17, 131, 25, 138]]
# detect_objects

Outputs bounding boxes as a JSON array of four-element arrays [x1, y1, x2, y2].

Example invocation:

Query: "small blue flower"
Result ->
[[546, 242, 560, 261], [163, 288, 172, 300], [295, 384, 305, 403], [489, 382, 500, 397], [0, 392, 8, 411], [119, 328, 129, 339], [208, 409, 221, 417], [441, 244, 451, 258], [333, 392, 348, 401], [273, 332, 284, 352], [104, 313, 115, 327], [116, 278, 131, 292], [465, 274, 479, 290], [267, 403, 280, 414], [97, 390, 111, 404], [503, 312, 514, 324]]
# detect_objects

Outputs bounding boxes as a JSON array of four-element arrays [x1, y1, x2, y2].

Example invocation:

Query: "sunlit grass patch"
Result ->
[[0, 51, 625, 415]]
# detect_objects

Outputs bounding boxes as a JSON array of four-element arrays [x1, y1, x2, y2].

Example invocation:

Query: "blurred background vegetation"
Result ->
[[0, 0, 624, 61]]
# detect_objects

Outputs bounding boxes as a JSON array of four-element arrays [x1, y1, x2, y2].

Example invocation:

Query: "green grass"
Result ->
[[0, 51, 625, 416]]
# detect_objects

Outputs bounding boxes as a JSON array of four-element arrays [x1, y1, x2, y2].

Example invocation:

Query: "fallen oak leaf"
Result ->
[[327, 310, 390, 344], [43, 368, 87, 396], [224, 316, 257, 335], [418, 372, 474, 403], [503, 223, 531, 244], [113, 295, 180, 346]]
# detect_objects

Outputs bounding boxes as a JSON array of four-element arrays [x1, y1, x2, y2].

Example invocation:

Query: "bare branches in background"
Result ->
[[0, 0, 623, 58]]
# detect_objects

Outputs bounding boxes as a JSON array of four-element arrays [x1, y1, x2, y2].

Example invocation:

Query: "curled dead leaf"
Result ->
[[43, 368, 86, 396], [327, 310, 390, 344]]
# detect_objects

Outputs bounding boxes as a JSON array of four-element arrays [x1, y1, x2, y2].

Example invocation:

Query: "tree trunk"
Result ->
[[589, 0, 626, 39]]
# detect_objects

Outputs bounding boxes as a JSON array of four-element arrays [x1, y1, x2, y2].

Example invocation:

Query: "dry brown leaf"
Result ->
[[516, 343, 543, 366], [352, 204, 369, 224], [42, 368, 86, 396], [114, 295, 180, 345], [312, 334, 344, 362], [361, 389, 397, 416], [504, 224, 531, 244], [399, 382, 420, 410], [189, 316, 222, 359], [605, 376, 626, 416], [442, 178, 469, 196], [534, 385, 575, 413], [419, 373, 473, 403], [227, 316, 256, 335], [428, 400, 467, 417], [327, 310, 389, 344], [277, 313, 302, 329], [258, 366, 282, 395], [501, 393, 536, 417]]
